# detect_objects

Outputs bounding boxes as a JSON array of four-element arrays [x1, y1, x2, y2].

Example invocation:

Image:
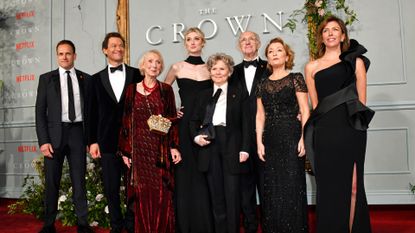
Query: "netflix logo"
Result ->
[[16, 10, 35, 20], [16, 41, 35, 51], [17, 145, 38, 153], [16, 74, 35, 82]]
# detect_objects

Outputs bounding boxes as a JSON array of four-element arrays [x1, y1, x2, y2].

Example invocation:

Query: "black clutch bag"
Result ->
[[197, 123, 215, 141]]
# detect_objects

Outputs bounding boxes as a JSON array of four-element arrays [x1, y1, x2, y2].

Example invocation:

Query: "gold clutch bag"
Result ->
[[147, 114, 172, 135]]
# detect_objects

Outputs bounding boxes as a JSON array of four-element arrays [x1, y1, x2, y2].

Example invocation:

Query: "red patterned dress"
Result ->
[[119, 82, 179, 233]]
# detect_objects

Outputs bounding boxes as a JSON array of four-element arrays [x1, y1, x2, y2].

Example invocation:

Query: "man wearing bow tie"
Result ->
[[36, 40, 94, 233], [231, 31, 268, 233], [88, 32, 143, 233]]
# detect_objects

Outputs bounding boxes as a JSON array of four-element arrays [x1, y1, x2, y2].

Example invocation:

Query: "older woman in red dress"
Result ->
[[118, 50, 181, 233]]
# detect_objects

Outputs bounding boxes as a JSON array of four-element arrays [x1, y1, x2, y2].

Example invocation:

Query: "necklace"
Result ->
[[142, 80, 158, 93]]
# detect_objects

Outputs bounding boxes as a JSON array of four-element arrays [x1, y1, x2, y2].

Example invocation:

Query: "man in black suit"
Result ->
[[190, 53, 250, 233], [35, 40, 93, 233], [231, 31, 268, 233], [88, 32, 142, 233]]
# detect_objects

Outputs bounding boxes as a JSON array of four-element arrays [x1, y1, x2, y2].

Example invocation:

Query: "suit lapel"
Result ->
[[251, 58, 267, 96], [51, 69, 61, 101], [121, 64, 132, 101], [75, 69, 85, 115], [226, 83, 236, 129], [100, 67, 118, 102], [236, 65, 248, 93]]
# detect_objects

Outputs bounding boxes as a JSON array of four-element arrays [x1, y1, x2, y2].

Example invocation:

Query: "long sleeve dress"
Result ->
[[118, 82, 179, 233]]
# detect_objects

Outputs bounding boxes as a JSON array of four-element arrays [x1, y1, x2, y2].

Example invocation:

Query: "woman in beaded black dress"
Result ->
[[164, 27, 213, 233], [304, 16, 374, 233], [256, 37, 310, 233]]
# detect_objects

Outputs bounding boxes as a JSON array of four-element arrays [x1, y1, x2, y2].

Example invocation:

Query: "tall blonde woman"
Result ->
[[164, 27, 213, 233]]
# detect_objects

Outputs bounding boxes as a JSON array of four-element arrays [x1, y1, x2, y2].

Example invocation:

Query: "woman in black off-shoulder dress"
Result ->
[[304, 16, 374, 233]]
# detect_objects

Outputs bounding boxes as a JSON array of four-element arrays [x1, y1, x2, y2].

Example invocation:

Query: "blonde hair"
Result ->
[[138, 49, 164, 76], [184, 27, 206, 45]]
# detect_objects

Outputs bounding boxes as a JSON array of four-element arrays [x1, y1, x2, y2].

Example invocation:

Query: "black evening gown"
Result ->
[[175, 77, 214, 233], [256, 73, 309, 233], [312, 40, 372, 233]]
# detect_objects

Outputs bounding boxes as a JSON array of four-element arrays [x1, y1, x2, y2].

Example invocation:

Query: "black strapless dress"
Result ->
[[175, 78, 214, 233], [311, 40, 372, 233]]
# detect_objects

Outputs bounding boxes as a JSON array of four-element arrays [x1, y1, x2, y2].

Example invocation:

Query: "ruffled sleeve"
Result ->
[[340, 39, 370, 72]]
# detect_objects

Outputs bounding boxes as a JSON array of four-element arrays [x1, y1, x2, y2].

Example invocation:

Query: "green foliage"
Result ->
[[411, 183, 415, 194], [8, 155, 125, 228], [283, 0, 358, 59]]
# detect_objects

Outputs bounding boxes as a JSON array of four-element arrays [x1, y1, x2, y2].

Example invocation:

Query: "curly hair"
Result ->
[[206, 53, 234, 75]]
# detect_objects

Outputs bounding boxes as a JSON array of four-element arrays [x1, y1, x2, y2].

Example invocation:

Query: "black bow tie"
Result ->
[[243, 59, 258, 68], [110, 64, 123, 73]]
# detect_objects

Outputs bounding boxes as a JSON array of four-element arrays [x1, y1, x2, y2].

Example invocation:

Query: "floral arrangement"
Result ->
[[284, 0, 357, 59], [8, 155, 124, 228]]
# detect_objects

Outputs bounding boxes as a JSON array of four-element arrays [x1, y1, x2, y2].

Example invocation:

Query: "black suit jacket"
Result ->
[[88, 65, 142, 153], [190, 81, 250, 174], [35, 69, 91, 148], [231, 57, 268, 133]]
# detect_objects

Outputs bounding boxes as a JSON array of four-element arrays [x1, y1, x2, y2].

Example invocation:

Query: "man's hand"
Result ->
[[89, 143, 101, 159], [40, 143, 54, 158]]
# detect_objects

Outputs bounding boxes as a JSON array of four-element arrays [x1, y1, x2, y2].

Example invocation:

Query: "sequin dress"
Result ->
[[256, 73, 309, 233]]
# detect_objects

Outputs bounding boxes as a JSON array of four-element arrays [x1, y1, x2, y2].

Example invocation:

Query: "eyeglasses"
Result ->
[[239, 37, 257, 44]]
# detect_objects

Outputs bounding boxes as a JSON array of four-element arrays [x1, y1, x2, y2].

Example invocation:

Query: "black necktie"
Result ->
[[202, 88, 222, 125], [66, 71, 76, 122], [243, 59, 258, 68], [110, 64, 123, 73]]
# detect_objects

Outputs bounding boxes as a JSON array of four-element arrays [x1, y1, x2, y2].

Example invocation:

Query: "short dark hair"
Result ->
[[102, 32, 125, 50], [56, 40, 76, 53]]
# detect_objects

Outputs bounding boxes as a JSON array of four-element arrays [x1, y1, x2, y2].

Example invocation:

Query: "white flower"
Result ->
[[58, 195, 67, 203], [95, 194, 104, 202], [90, 221, 98, 227], [318, 8, 325, 16], [104, 205, 109, 214], [315, 0, 323, 8], [87, 162, 95, 171], [57, 195, 67, 210]]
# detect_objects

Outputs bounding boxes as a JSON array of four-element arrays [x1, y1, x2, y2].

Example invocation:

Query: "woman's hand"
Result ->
[[122, 156, 132, 169], [170, 148, 182, 164], [176, 106, 184, 119], [257, 142, 265, 162], [297, 137, 306, 157]]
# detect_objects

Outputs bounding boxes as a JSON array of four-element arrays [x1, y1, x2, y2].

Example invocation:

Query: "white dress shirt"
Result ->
[[243, 56, 259, 95], [108, 64, 126, 102], [59, 67, 82, 122], [212, 82, 228, 126]]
